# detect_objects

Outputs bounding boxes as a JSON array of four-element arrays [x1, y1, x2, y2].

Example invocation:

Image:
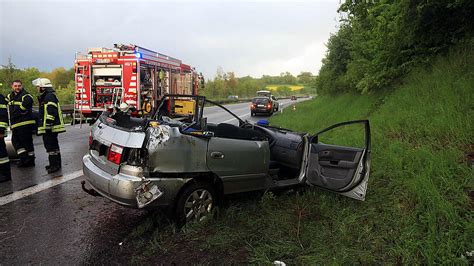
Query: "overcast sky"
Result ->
[[0, 0, 341, 78]]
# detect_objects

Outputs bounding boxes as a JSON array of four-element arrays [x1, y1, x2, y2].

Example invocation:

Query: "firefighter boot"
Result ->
[[0, 162, 11, 182], [47, 154, 61, 174], [19, 154, 35, 168], [17, 152, 28, 167], [46, 152, 61, 171]]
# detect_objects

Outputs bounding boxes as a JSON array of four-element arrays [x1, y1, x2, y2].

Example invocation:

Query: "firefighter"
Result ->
[[0, 92, 11, 182], [33, 78, 66, 174], [7, 80, 36, 167]]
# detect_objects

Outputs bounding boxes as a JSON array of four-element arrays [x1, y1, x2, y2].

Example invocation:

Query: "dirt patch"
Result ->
[[465, 151, 474, 167], [142, 236, 249, 265]]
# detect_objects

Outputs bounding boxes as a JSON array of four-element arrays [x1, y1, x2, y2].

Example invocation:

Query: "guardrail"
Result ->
[[61, 104, 74, 115]]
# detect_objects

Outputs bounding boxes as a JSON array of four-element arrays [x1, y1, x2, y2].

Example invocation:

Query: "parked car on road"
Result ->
[[82, 94, 371, 224]]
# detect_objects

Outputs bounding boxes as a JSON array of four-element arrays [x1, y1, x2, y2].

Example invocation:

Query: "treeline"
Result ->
[[201, 69, 316, 99], [317, 0, 474, 95], [0, 58, 317, 102], [0, 58, 75, 104]]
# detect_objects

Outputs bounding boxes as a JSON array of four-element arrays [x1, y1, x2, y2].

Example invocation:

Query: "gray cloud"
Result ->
[[0, 0, 340, 78]]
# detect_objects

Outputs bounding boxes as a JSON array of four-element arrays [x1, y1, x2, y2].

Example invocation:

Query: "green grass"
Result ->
[[124, 43, 473, 264]]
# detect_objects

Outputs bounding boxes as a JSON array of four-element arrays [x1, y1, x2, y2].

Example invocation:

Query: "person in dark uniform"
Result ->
[[7, 80, 36, 167], [33, 78, 66, 174], [0, 93, 11, 182]]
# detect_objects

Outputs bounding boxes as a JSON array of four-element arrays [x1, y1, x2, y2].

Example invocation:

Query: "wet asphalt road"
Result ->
[[0, 98, 308, 264]]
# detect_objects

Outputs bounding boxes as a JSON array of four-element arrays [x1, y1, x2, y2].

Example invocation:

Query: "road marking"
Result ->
[[0, 170, 83, 206], [222, 113, 251, 124], [223, 114, 250, 123]]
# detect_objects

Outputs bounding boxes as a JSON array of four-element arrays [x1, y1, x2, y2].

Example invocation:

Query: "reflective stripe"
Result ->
[[0, 104, 7, 108], [41, 100, 65, 134], [22, 94, 33, 101], [51, 125, 66, 133], [57, 103, 65, 131], [8, 94, 32, 111], [28, 152, 35, 156], [48, 151, 60, 155], [0, 122, 7, 128], [21, 94, 33, 110], [11, 120, 35, 128], [38, 125, 65, 134], [45, 102, 58, 108], [17, 148, 27, 154], [0, 157, 9, 164]]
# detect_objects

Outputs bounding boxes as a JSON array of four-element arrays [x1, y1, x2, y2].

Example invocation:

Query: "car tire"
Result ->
[[175, 181, 216, 225]]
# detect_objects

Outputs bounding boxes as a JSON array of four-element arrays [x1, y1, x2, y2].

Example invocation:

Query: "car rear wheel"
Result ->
[[175, 182, 216, 225]]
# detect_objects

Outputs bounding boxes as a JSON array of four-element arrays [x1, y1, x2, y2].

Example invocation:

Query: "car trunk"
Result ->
[[89, 113, 147, 175]]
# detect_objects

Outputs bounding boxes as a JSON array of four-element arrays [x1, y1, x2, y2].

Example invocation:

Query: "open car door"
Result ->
[[305, 120, 371, 200]]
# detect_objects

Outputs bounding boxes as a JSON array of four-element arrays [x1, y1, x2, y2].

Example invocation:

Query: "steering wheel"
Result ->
[[251, 124, 276, 148]]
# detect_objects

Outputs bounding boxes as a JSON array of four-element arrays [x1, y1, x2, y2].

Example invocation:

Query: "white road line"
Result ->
[[0, 170, 83, 206], [222, 113, 251, 123]]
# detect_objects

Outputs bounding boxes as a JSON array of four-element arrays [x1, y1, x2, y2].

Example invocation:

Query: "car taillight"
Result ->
[[107, 144, 123, 164], [267, 102, 272, 109], [251, 103, 256, 109], [89, 131, 93, 146]]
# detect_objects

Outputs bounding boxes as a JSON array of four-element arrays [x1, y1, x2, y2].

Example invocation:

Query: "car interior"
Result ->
[[104, 95, 307, 181]]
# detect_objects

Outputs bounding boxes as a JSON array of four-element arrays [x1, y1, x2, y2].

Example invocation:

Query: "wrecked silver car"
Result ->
[[82, 95, 371, 223]]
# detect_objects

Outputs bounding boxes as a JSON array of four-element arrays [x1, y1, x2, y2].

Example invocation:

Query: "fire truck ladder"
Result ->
[[73, 65, 86, 127]]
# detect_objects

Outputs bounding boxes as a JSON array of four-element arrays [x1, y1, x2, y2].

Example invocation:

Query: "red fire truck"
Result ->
[[74, 44, 201, 119]]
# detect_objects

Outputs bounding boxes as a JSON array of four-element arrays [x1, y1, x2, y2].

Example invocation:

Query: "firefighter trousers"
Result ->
[[0, 137, 11, 181], [43, 130, 61, 169], [12, 124, 35, 164]]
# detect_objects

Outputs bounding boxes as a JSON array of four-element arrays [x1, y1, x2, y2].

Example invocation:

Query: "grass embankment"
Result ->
[[124, 45, 473, 264]]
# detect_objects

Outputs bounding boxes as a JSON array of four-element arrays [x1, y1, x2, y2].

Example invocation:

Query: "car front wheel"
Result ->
[[175, 182, 216, 225]]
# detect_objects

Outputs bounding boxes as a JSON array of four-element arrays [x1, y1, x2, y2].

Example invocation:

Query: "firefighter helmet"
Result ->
[[119, 102, 129, 112], [32, 78, 53, 88]]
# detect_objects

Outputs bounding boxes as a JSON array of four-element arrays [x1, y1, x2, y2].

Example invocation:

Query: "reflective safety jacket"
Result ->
[[38, 88, 65, 134], [0, 94, 8, 135], [7, 89, 35, 129]]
